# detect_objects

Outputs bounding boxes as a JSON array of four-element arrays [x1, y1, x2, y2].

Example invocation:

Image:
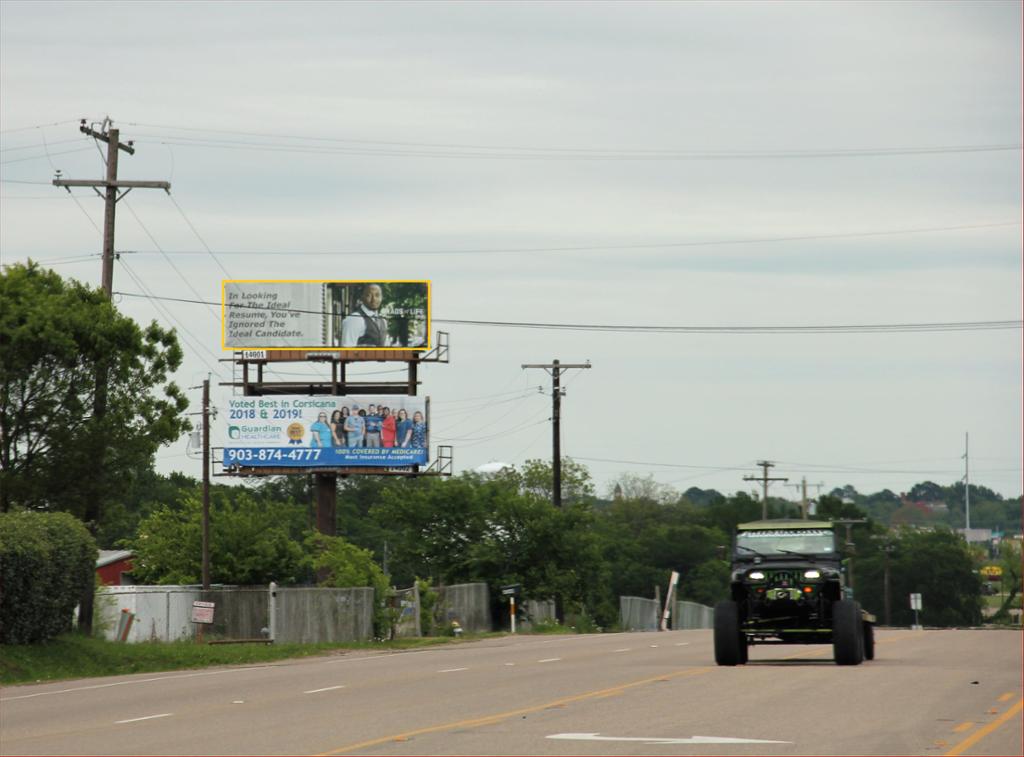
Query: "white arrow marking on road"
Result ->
[[304, 685, 346, 694], [547, 733, 791, 745], [115, 713, 173, 724]]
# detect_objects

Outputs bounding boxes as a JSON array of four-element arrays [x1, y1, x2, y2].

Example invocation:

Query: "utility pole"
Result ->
[[744, 460, 788, 520], [786, 477, 826, 519], [53, 118, 171, 296], [202, 378, 211, 590], [882, 539, 895, 626], [521, 360, 591, 507], [963, 432, 971, 531], [53, 118, 170, 634], [832, 518, 868, 593]]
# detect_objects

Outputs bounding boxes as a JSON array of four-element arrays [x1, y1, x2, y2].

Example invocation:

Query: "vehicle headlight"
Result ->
[[748, 571, 765, 580], [803, 570, 821, 579]]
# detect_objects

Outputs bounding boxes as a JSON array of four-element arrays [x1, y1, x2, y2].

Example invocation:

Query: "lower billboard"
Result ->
[[222, 395, 428, 468]]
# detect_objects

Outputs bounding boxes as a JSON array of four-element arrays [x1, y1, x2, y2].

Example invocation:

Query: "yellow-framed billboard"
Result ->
[[221, 279, 431, 351]]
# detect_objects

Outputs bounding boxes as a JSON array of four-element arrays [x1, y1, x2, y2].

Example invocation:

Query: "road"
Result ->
[[1, 629, 1020, 756]]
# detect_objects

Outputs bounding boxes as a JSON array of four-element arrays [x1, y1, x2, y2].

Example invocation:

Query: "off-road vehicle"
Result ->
[[714, 519, 875, 666]]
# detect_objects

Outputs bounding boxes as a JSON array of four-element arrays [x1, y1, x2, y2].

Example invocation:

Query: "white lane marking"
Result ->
[[613, 648, 631, 653], [650, 644, 659, 648], [304, 685, 346, 694], [538, 657, 561, 663], [2, 667, 263, 702], [438, 667, 469, 673], [675, 642, 689, 646], [547, 733, 791, 745], [232, 700, 245, 704], [504, 662, 516, 666], [116, 713, 173, 724]]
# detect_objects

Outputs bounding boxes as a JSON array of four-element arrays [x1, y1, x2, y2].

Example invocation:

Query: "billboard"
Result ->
[[222, 280, 430, 350], [222, 395, 429, 468]]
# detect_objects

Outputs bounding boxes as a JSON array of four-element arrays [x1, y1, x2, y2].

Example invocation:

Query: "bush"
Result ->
[[0, 511, 97, 644]]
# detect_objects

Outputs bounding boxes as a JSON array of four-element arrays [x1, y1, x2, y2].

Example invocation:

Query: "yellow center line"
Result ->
[[998, 691, 1015, 702], [945, 698, 1023, 757], [952, 722, 974, 733], [312, 667, 712, 755]]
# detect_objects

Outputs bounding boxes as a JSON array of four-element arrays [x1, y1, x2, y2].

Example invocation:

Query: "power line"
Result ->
[[0, 137, 88, 152], [110, 220, 1021, 257], [122, 123, 1022, 160], [0, 119, 79, 135], [108, 290, 1024, 335], [0, 147, 95, 165], [165, 193, 233, 278]]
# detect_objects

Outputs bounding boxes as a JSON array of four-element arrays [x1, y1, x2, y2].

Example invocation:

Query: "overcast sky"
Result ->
[[2, 1, 1021, 502]]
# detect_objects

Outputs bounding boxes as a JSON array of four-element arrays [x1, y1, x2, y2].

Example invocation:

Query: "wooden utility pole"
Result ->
[[963, 431, 971, 530], [53, 118, 171, 296], [832, 518, 868, 592], [53, 118, 170, 634], [521, 360, 591, 507], [786, 477, 825, 519], [202, 378, 211, 590], [744, 460, 788, 520]]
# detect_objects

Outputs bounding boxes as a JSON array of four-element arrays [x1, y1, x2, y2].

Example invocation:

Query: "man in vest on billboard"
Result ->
[[365, 404, 383, 448], [341, 284, 388, 347]]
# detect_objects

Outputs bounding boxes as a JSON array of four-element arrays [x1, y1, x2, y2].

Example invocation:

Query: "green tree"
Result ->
[[0, 263, 188, 518], [129, 490, 307, 585], [856, 528, 982, 626], [520, 457, 595, 505]]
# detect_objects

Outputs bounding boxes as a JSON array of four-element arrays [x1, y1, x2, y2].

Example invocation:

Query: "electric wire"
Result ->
[[121, 123, 1022, 160], [0, 147, 95, 165], [108, 290, 1024, 335], [119, 259, 226, 378], [0, 119, 79, 135], [0, 137, 87, 152], [112, 220, 1021, 258]]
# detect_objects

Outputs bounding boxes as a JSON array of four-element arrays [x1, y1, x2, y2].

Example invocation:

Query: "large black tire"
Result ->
[[714, 600, 743, 666], [833, 599, 864, 666], [862, 621, 875, 661]]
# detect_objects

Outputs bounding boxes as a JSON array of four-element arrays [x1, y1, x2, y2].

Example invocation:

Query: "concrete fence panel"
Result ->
[[619, 596, 659, 631], [672, 600, 714, 629], [437, 583, 490, 633], [273, 587, 374, 644]]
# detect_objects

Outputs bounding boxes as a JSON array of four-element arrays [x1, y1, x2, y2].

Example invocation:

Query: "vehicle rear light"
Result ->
[[803, 586, 813, 593]]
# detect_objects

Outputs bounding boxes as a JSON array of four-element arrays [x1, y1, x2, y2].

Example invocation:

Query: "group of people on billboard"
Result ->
[[309, 404, 427, 450]]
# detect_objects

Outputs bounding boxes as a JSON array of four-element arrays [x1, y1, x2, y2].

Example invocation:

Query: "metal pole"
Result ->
[[202, 378, 211, 590], [510, 596, 516, 634]]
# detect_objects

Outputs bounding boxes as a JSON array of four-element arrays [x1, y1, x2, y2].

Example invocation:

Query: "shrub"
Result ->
[[0, 511, 97, 644]]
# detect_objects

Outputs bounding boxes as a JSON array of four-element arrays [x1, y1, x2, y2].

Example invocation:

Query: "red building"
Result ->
[[96, 550, 134, 585]]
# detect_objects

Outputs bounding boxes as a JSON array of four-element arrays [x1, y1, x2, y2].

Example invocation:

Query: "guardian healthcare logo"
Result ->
[[228, 425, 241, 440]]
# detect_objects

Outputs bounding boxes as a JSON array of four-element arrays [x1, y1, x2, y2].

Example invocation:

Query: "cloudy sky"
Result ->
[[2, 1, 1021, 502]]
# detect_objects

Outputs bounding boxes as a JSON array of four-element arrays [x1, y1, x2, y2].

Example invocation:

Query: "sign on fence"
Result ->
[[191, 600, 215, 625]]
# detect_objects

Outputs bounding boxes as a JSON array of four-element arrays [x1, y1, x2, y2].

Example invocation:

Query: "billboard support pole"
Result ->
[[315, 474, 337, 537]]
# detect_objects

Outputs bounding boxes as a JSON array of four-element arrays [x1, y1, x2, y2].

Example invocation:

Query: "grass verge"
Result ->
[[0, 632, 505, 687]]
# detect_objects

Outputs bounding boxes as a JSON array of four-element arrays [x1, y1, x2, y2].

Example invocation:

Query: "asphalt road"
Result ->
[[1, 629, 1020, 756]]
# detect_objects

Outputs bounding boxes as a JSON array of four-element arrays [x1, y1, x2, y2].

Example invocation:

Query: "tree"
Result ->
[[607, 473, 679, 504], [856, 528, 982, 626], [129, 489, 307, 585], [520, 457, 595, 505], [0, 263, 189, 517]]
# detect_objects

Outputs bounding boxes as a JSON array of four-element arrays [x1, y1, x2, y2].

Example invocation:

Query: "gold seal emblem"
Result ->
[[286, 422, 305, 441]]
